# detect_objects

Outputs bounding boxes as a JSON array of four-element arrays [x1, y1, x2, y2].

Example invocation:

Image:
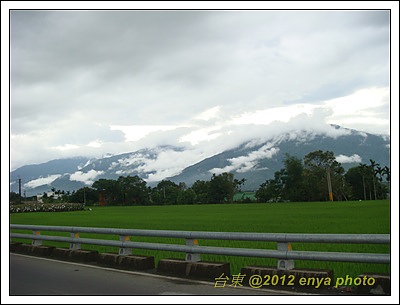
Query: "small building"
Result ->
[[37, 191, 63, 203]]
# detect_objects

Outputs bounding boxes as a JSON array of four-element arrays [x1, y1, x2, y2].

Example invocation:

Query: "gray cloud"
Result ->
[[8, 9, 392, 170]]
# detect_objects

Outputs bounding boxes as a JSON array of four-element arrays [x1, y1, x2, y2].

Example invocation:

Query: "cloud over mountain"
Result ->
[[8, 9, 391, 171], [10, 124, 390, 196]]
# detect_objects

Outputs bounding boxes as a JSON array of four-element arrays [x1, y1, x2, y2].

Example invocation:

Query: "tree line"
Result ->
[[256, 150, 390, 203], [10, 150, 390, 206], [74, 172, 246, 206]]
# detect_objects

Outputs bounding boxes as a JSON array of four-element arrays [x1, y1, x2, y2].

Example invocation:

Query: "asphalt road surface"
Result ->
[[9, 253, 301, 296]]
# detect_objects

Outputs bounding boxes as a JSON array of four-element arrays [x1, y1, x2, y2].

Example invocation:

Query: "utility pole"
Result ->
[[362, 175, 366, 200], [18, 176, 22, 204], [326, 168, 333, 202], [84, 187, 86, 206], [163, 187, 166, 205]]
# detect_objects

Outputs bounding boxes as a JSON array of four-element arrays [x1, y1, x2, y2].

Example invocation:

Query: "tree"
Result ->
[[67, 187, 98, 205], [191, 180, 210, 204], [371, 161, 389, 200], [281, 154, 306, 201], [92, 178, 120, 205], [359, 163, 370, 200], [152, 180, 181, 205], [369, 159, 378, 200], [256, 155, 305, 203], [345, 165, 368, 200], [345, 162, 389, 200], [303, 150, 346, 201], [177, 189, 197, 205], [118, 175, 149, 205], [382, 166, 390, 182], [256, 170, 284, 202], [234, 178, 246, 193], [9, 192, 20, 205], [209, 172, 239, 203]]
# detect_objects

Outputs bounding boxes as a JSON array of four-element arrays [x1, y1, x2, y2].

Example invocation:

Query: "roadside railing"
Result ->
[[10, 224, 390, 270]]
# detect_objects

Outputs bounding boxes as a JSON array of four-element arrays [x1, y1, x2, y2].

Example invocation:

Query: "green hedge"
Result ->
[[10, 203, 85, 213]]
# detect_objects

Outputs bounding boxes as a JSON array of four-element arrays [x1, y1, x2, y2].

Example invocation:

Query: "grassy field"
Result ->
[[10, 200, 391, 281]]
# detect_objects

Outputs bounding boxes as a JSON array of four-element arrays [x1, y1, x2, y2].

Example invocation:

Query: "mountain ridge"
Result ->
[[10, 125, 390, 196]]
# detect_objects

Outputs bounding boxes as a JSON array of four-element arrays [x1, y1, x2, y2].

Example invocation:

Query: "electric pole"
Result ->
[[84, 187, 86, 205], [326, 168, 333, 202], [18, 176, 22, 204]]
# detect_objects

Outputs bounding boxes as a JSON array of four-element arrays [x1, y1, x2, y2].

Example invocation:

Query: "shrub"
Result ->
[[10, 203, 84, 213]]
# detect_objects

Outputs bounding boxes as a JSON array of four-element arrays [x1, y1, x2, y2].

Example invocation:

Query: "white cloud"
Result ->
[[194, 106, 221, 121], [179, 126, 223, 145], [125, 110, 359, 182], [87, 140, 103, 148], [230, 104, 317, 126], [336, 154, 363, 164], [324, 87, 390, 135], [210, 144, 279, 175], [110, 125, 182, 142], [115, 168, 137, 176], [140, 148, 210, 182], [78, 159, 93, 170], [69, 169, 104, 185], [52, 144, 80, 151], [7, 9, 392, 171], [24, 175, 62, 189]]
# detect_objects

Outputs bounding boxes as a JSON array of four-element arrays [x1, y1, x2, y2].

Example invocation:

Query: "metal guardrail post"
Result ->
[[32, 230, 42, 246], [69, 232, 81, 250], [277, 242, 294, 270], [119, 235, 132, 255], [185, 238, 201, 262]]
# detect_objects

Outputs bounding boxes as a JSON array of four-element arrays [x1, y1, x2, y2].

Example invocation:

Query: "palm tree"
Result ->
[[359, 163, 368, 200], [369, 159, 378, 200], [382, 166, 391, 182]]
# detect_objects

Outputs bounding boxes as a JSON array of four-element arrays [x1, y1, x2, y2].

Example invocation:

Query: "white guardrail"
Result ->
[[10, 224, 390, 270]]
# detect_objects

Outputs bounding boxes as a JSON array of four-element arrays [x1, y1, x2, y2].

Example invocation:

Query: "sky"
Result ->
[[3, 3, 398, 173]]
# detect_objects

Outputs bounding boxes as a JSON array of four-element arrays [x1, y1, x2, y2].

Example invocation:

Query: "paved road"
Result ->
[[9, 253, 299, 296]]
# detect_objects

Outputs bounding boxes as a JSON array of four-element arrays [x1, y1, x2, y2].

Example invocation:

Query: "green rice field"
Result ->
[[10, 200, 391, 281]]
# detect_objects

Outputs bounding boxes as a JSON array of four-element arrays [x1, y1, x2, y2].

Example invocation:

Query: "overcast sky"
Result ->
[[5, 6, 397, 171]]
